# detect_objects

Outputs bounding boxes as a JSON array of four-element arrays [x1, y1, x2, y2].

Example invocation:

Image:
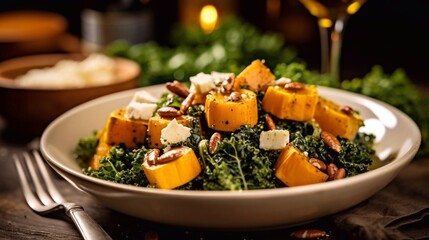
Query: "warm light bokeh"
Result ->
[[199, 5, 218, 33], [346, 1, 363, 14], [318, 18, 332, 28], [178, 0, 237, 31]]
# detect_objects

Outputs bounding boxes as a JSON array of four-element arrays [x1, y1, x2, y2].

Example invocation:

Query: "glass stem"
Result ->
[[318, 25, 329, 74], [330, 17, 347, 82]]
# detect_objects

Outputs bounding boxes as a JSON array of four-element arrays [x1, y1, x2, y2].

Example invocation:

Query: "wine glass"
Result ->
[[299, 0, 367, 81]]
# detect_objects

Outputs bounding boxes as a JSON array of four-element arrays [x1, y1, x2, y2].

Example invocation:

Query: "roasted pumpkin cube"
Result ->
[[205, 89, 258, 132], [142, 147, 202, 189], [275, 144, 328, 187], [88, 129, 110, 170], [232, 59, 275, 91], [262, 85, 318, 121], [89, 141, 110, 170], [104, 108, 148, 149], [147, 115, 192, 148], [314, 97, 363, 139]]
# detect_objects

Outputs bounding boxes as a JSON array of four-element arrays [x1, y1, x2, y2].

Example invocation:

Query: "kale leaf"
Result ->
[[291, 131, 376, 177], [338, 133, 376, 176], [74, 133, 99, 167], [292, 132, 335, 164], [157, 93, 183, 109], [84, 145, 150, 186], [201, 124, 277, 190]]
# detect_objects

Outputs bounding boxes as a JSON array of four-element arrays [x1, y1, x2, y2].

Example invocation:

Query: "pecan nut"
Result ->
[[327, 163, 338, 181], [209, 132, 221, 155], [308, 158, 327, 171], [340, 105, 354, 115], [265, 114, 276, 130], [229, 91, 242, 102], [321, 131, 341, 152], [334, 168, 346, 180], [157, 106, 183, 118], [219, 74, 235, 94], [146, 149, 160, 166], [157, 147, 187, 164], [180, 92, 196, 113], [166, 80, 190, 98], [284, 82, 305, 91], [290, 229, 327, 239]]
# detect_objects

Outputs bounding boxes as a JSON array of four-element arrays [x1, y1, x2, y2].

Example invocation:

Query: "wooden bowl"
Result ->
[[0, 11, 79, 60], [0, 54, 140, 141]]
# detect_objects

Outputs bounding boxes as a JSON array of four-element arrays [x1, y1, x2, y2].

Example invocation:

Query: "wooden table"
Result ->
[[1, 135, 428, 239]]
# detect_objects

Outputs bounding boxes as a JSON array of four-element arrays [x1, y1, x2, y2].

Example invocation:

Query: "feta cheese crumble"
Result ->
[[189, 71, 234, 94], [160, 119, 191, 145], [124, 102, 157, 120], [259, 130, 290, 150], [131, 90, 159, 103], [124, 90, 159, 120], [189, 73, 216, 94]]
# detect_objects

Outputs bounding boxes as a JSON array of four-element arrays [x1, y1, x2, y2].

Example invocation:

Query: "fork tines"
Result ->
[[14, 150, 113, 240], [13, 150, 64, 213]]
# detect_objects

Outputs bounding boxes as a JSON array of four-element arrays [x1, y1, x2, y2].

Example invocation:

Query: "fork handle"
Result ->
[[65, 204, 112, 240]]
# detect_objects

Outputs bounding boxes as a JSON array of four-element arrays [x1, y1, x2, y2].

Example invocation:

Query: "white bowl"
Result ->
[[40, 85, 421, 229]]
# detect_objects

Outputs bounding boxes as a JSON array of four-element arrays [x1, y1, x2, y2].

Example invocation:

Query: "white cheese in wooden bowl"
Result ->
[[15, 53, 116, 88]]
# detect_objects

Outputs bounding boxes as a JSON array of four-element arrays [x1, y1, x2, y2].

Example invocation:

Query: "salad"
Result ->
[[74, 60, 376, 190]]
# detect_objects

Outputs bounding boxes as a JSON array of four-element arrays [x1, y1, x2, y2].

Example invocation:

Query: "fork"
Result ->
[[13, 150, 112, 240]]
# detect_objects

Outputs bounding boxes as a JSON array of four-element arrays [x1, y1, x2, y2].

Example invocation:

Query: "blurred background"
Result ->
[[1, 0, 429, 153], [1, 0, 428, 85]]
